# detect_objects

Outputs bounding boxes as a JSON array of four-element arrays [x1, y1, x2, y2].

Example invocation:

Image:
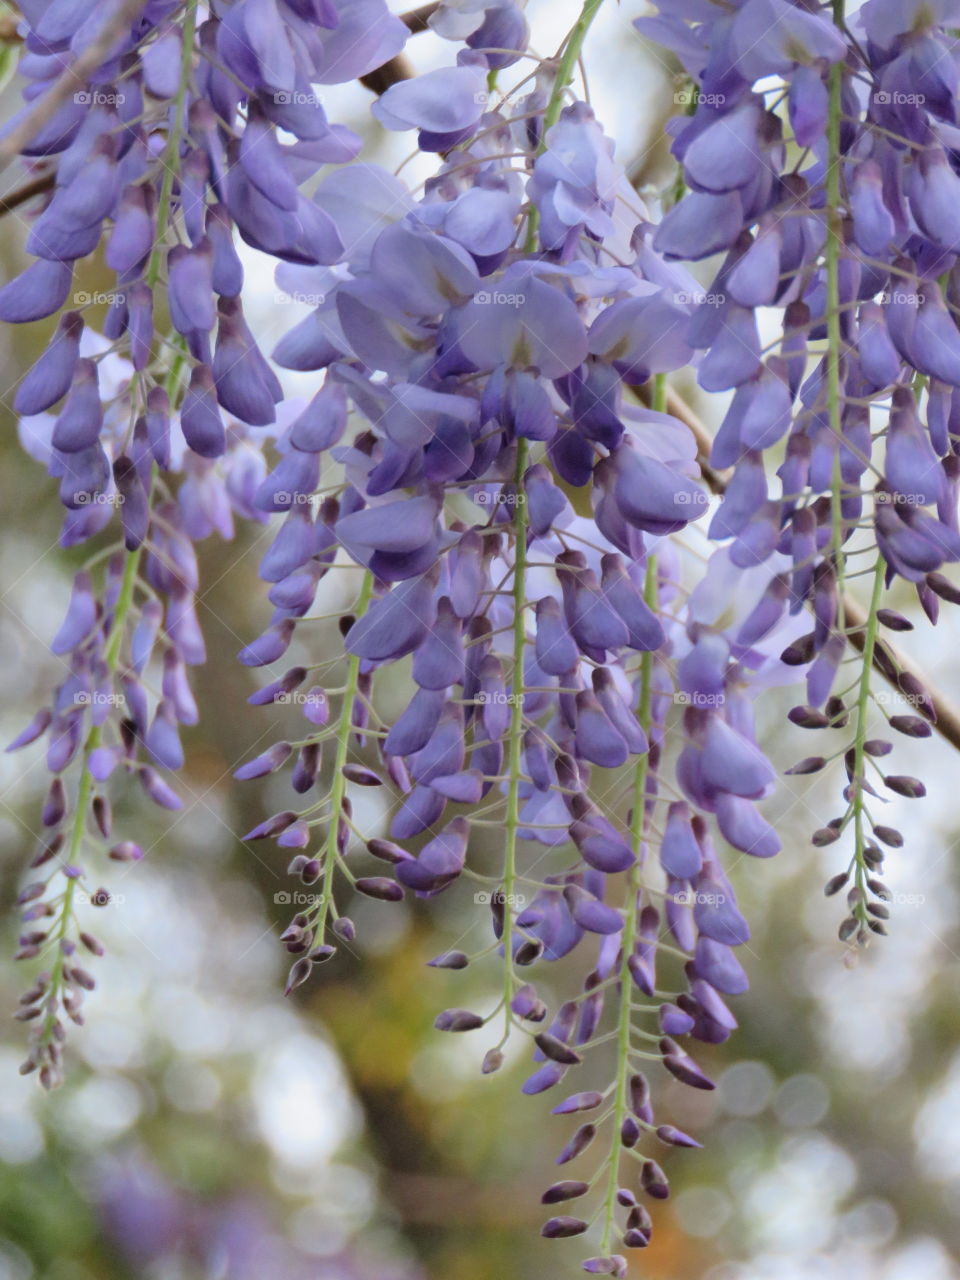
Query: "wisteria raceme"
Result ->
[[3, 0, 960, 1269]]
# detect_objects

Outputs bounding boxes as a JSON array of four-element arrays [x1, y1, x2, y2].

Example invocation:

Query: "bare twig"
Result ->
[[401, 2, 440, 33], [0, 170, 54, 216]]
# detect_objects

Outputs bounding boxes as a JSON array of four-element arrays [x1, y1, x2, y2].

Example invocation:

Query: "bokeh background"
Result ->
[[1, 3, 960, 1278]]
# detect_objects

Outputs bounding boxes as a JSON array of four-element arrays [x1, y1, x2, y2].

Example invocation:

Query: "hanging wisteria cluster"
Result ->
[[3, 0, 959, 1269]]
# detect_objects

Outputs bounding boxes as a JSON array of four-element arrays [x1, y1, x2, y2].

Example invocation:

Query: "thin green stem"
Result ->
[[600, 555, 657, 1254], [313, 572, 374, 943], [499, 438, 529, 1042], [35, 546, 144, 1075], [848, 556, 884, 929]]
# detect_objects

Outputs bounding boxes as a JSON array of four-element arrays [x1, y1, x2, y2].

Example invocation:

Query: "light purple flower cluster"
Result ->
[[2, 0, 406, 1084], [639, 0, 950, 939], [3, 0, 958, 1267]]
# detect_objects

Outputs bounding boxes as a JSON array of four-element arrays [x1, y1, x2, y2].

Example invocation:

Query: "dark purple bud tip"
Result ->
[[69, 967, 96, 991], [355, 876, 404, 902], [655, 1124, 702, 1148], [786, 756, 826, 775], [542, 1180, 589, 1204], [435, 1008, 485, 1032], [482, 1048, 504, 1074], [623, 1228, 652, 1249], [884, 775, 926, 798], [310, 944, 337, 963], [427, 951, 469, 969], [583, 1257, 627, 1276], [876, 609, 913, 632], [812, 826, 841, 846], [552, 1091, 604, 1115], [556, 1123, 596, 1164], [788, 705, 830, 729], [825, 872, 850, 896], [660, 1042, 716, 1090], [234, 742, 292, 780], [620, 1116, 641, 1148], [342, 764, 383, 786], [284, 957, 314, 995], [243, 811, 299, 841], [367, 838, 409, 864], [890, 714, 932, 737], [640, 1159, 670, 1199], [535, 1032, 582, 1066], [332, 917, 357, 943], [873, 825, 904, 847], [541, 1216, 588, 1239]]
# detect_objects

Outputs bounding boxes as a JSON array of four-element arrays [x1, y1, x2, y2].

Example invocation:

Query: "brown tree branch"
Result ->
[[0, 170, 54, 216]]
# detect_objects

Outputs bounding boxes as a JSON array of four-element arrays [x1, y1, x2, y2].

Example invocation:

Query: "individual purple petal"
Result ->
[[701, 717, 775, 799], [373, 64, 486, 134], [459, 275, 587, 378], [51, 571, 97, 654], [693, 876, 750, 946], [683, 100, 766, 193], [660, 802, 703, 879], [535, 596, 579, 675], [180, 365, 226, 458], [345, 575, 438, 662], [693, 936, 749, 994], [610, 443, 707, 534], [15, 311, 83, 415], [51, 358, 101, 453], [168, 241, 216, 335], [574, 691, 629, 769], [654, 191, 743, 260]]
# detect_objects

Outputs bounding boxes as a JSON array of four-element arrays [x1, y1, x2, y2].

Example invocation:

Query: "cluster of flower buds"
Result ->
[[3, 0, 960, 1269]]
